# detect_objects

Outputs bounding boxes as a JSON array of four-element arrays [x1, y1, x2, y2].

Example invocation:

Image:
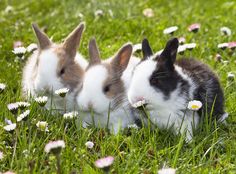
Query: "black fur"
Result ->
[[176, 58, 225, 119], [142, 38, 153, 60]]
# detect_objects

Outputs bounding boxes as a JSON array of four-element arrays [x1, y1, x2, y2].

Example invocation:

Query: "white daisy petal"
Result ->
[[17, 102, 30, 109], [12, 47, 26, 56], [220, 27, 231, 36], [63, 111, 78, 119], [143, 8, 154, 18], [44, 140, 65, 154], [85, 141, 94, 149], [95, 156, 114, 168], [158, 168, 176, 174], [17, 110, 30, 122], [218, 43, 228, 49], [55, 88, 69, 97], [185, 43, 197, 50], [35, 96, 48, 106], [0, 83, 6, 92], [163, 26, 178, 35], [26, 43, 38, 52], [36, 121, 49, 132], [4, 123, 16, 132], [0, 151, 3, 160]]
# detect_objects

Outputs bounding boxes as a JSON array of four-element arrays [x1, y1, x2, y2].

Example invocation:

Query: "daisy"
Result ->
[[17, 101, 30, 110], [220, 27, 231, 36], [143, 8, 154, 18], [228, 41, 236, 50], [133, 43, 142, 52], [63, 111, 78, 119], [217, 43, 228, 50], [3, 123, 16, 133], [187, 100, 202, 111], [12, 47, 26, 57], [26, 43, 38, 52], [13, 41, 23, 48], [177, 45, 186, 54], [131, 99, 146, 108], [5, 118, 13, 125], [4, 5, 14, 13], [185, 43, 197, 50], [0, 151, 3, 160], [0, 83, 6, 93], [36, 121, 49, 132], [55, 88, 69, 97], [35, 96, 48, 107], [95, 156, 114, 169], [7, 103, 19, 115], [214, 54, 222, 62], [163, 26, 178, 35], [94, 9, 104, 17], [45, 140, 65, 155], [127, 124, 139, 129], [178, 37, 186, 44], [227, 72, 235, 81], [188, 23, 201, 33], [85, 141, 94, 149], [158, 168, 176, 174], [3, 171, 16, 174], [17, 110, 30, 122]]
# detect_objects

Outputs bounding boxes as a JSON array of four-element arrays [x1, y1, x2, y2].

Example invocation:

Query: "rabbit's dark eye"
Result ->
[[103, 84, 111, 93], [60, 68, 65, 75]]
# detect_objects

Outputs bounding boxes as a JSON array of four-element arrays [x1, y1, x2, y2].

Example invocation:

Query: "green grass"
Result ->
[[0, 0, 236, 173]]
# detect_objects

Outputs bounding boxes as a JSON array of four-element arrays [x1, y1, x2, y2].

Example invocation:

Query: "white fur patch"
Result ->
[[77, 65, 110, 113], [174, 65, 196, 99], [128, 59, 157, 105], [34, 48, 63, 92], [128, 59, 199, 141]]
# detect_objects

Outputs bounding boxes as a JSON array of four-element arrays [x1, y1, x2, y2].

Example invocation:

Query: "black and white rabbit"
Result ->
[[128, 38, 227, 140]]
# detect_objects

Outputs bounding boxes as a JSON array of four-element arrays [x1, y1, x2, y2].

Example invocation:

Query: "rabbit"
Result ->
[[76, 38, 140, 133], [22, 22, 88, 112], [128, 38, 226, 141]]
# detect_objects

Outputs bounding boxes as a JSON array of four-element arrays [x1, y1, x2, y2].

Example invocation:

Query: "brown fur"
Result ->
[[32, 24, 51, 49], [31, 23, 85, 92], [102, 63, 125, 99]]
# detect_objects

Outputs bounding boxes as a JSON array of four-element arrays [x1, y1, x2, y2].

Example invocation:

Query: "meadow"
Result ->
[[0, 0, 236, 173]]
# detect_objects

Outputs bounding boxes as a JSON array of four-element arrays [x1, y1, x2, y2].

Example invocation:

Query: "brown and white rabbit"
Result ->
[[76, 39, 140, 133], [128, 38, 226, 141], [22, 23, 88, 112]]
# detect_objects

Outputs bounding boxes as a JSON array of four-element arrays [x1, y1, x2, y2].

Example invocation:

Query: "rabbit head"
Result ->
[[30, 23, 86, 95], [128, 38, 182, 110], [76, 38, 133, 114]]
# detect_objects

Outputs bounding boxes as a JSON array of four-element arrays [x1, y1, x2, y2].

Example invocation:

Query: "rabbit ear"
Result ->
[[63, 22, 85, 59], [111, 43, 133, 75], [32, 23, 51, 50], [142, 38, 153, 60], [88, 38, 101, 66], [159, 38, 179, 70]]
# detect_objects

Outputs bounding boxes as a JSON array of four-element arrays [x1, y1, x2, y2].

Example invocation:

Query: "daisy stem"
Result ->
[[64, 97, 66, 113], [28, 119, 31, 146], [10, 127, 18, 168], [56, 153, 62, 174]]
